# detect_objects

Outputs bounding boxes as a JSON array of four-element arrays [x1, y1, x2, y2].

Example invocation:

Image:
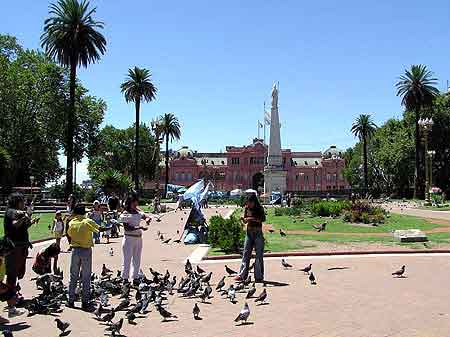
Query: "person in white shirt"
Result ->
[[119, 194, 151, 285]]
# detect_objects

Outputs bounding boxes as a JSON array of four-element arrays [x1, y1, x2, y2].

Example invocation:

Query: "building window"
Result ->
[[231, 157, 240, 165]]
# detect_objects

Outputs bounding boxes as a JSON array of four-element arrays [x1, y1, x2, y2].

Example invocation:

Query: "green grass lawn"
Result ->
[[207, 208, 450, 256], [0, 212, 57, 242], [267, 210, 442, 234]]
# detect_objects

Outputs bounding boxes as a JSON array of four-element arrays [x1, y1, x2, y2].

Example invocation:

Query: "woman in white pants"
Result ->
[[119, 194, 151, 285]]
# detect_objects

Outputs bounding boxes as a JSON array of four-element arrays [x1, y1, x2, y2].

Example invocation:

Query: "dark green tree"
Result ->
[[351, 114, 377, 191], [120, 67, 157, 193], [396, 65, 439, 198], [41, 0, 106, 198]]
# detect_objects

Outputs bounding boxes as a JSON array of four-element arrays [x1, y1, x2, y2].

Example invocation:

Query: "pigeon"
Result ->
[[185, 259, 193, 273], [199, 285, 212, 302], [312, 222, 327, 232], [162, 238, 171, 244], [281, 258, 292, 269], [309, 272, 317, 285], [126, 311, 136, 324], [156, 305, 178, 321], [225, 265, 237, 276], [268, 229, 275, 233], [3, 331, 13, 337], [115, 299, 130, 311], [246, 283, 256, 298], [101, 264, 112, 277], [109, 318, 123, 336], [202, 272, 212, 285], [255, 288, 267, 304], [300, 263, 312, 274], [55, 318, 70, 335], [216, 276, 226, 291], [279, 229, 287, 237], [392, 265, 406, 277], [102, 309, 115, 323], [197, 265, 206, 274], [234, 302, 250, 324], [94, 303, 102, 319], [193, 303, 200, 319], [173, 239, 181, 244], [227, 285, 236, 303]]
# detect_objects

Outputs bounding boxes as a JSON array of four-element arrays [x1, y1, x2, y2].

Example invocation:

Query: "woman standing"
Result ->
[[236, 193, 266, 283], [119, 194, 151, 285]]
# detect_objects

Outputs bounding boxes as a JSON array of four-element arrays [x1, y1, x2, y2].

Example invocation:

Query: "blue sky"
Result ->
[[2, 0, 450, 182]]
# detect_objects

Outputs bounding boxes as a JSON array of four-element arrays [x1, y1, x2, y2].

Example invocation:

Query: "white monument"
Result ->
[[264, 83, 287, 195]]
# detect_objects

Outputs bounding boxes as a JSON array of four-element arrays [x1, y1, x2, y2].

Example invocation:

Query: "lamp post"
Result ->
[[427, 150, 436, 191], [30, 175, 35, 200], [418, 118, 433, 202]]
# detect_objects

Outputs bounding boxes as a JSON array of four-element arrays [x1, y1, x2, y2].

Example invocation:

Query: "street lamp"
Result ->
[[30, 175, 35, 200], [419, 118, 433, 202], [427, 150, 436, 191]]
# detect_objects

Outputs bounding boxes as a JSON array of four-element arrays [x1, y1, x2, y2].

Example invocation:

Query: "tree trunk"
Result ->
[[134, 99, 140, 194], [363, 133, 368, 193], [413, 110, 420, 199], [65, 61, 76, 199], [164, 136, 169, 198]]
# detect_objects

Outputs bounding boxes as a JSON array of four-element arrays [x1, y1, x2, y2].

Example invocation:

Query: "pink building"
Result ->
[[150, 139, 349, 193]]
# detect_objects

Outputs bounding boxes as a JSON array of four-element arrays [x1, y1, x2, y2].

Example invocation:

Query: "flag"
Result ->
[[264, 111, 271, 125], [182, 179, 205, 202], [200, 181, 212, 201]]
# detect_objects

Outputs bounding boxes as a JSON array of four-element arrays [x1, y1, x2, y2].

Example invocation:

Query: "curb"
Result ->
[[203, 249, 450, 260]]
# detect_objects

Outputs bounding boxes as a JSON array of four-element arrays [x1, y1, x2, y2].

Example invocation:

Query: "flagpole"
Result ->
[[257, 120, 260, 139], [263, 102, 266, 144]]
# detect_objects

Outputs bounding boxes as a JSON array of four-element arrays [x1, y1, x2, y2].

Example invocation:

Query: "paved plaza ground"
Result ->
[[1, 206, 450, 337]]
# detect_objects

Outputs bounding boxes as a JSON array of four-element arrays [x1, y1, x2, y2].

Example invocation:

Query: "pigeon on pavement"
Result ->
[[279, 229, 287, 237], [216, 276, 226, 291], [309, 272, 317, 285], [300, 264, 312, 274], [392, 265, 406, 277], [193, 303, 200, 319], [281, 258, 292, 269], [156, 305, 178, 321], [225, 265, 237, 276], [246, 283, 256, 299], [234, 302, 250, 324], [55, 318, 70, 335], [254, 288, 267, 304]]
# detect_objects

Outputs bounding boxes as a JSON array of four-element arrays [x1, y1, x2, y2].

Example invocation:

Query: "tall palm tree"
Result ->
[[351, 114, 377, 192], [396, 65, 439, 198], [41, 0, 106, 198], [120, 67, 157, 193], [160, 113, 181, 198]]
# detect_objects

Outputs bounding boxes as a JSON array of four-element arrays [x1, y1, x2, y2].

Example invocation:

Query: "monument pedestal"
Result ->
[[264, 168, 287, 195]]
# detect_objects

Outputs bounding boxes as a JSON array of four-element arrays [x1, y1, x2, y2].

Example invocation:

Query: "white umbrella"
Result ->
[[245, 189, 257, 195], [230, 189, 243, 197]]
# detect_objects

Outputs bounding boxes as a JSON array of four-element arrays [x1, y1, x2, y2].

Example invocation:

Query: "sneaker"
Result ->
[[0, 316, 10, 324], [8, 307, 25, 318], [234, 276, 243, 282]]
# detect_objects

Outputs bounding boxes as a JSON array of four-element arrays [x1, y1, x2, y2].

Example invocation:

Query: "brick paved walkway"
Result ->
[[2, 206, 450, 337]]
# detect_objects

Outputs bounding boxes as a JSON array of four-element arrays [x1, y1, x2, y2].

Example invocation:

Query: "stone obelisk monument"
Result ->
[[264, 83, 287, 195]]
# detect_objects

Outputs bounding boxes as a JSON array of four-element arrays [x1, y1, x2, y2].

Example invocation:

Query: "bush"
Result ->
[[208, 214, 245, 253], [311, 200, 350, 217], [342, 200, 386, 224]]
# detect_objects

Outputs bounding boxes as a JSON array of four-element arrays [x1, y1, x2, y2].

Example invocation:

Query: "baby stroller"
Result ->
[[105, 210, 120, 238]]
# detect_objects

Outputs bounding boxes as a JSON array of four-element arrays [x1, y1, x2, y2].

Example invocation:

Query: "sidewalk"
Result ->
[[3, 206, 450, 337]]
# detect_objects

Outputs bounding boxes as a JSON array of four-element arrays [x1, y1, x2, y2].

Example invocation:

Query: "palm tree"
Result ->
[[160, 113, 181, 198], [351, 114, 377, 192], [120, 67, 157, 193], [396, 65, 439, 198], [41, 0, 106, 198]]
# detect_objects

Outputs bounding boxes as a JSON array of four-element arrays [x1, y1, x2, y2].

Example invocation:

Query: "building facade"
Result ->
[[150, 139, 348, 193]]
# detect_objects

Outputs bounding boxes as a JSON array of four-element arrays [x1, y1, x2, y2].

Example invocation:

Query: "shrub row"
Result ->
[[311, 200, 351, 217], [208, 214, 245, 253]]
